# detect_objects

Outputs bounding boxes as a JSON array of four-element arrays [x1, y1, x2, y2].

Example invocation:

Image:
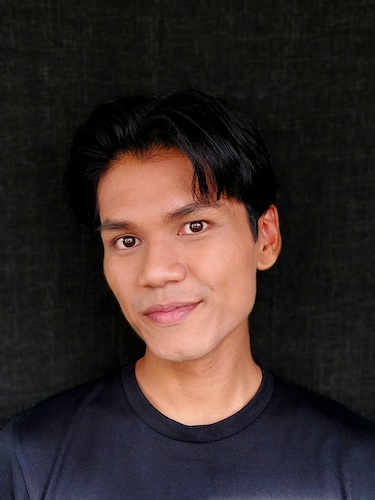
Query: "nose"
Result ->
[[138, 242, 186, 288]]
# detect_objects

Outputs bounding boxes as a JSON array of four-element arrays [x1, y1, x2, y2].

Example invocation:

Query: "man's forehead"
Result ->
[[97, 147, 237, 229], [99, 200, 226, 232], [102, 147, 221, 200]]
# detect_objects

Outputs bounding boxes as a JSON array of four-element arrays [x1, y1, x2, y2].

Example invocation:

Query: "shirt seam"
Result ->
[[10, 418, 32, 500]]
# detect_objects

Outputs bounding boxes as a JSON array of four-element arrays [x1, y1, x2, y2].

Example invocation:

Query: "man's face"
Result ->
[[98, 150, 266, 363]]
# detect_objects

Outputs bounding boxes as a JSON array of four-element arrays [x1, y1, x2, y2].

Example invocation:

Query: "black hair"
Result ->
[[65, 87, 276, 238]]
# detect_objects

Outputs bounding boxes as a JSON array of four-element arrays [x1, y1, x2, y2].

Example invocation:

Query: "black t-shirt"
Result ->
[[1, 365, 374, 499]]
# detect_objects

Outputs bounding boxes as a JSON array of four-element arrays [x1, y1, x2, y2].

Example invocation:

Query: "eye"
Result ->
[[113, 236, 141, 250], [180, 220, 208, 235]]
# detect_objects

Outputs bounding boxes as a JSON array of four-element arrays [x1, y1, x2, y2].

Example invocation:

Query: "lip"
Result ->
[[142, 302, 201, 325]]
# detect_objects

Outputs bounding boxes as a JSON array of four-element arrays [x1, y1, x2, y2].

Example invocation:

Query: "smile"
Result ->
[[142, 302, 201, 326]]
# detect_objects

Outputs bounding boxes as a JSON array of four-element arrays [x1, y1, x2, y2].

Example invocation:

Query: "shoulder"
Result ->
[[2, 370, 126, 453], [251, 371, 375, 498], [270, 373, 375, 447], [0, 370, 129, 496]]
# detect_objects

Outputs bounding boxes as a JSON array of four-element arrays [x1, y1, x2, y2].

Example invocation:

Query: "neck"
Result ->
[[135, 331, 262, 425]]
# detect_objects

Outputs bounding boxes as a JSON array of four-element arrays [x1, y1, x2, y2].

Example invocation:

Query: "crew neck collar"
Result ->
[[122, 364, 274, 443]]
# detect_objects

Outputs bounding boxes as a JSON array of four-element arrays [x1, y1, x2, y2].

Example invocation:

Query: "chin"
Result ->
[[150, 348, 203, 364], [147, 338, 222, 364]]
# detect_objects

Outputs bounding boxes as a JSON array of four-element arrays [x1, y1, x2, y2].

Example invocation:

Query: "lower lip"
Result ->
[[144, 303, 200, 326]]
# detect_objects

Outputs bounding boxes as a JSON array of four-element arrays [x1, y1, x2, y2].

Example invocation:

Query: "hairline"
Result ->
[[95, 146, 259, 239]]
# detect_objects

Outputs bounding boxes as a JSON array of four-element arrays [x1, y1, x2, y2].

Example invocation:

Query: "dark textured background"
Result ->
[[1, 0, 374, 426]]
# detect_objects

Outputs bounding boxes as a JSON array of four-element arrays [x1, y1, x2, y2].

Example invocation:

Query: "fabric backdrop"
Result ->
[[1, 0, 374, 425]]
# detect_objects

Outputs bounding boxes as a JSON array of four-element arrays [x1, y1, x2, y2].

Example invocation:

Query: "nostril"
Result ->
[[138, 259, 187, 288]]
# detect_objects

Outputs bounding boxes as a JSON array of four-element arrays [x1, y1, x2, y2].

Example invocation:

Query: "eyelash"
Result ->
[[179, 220, 209, 235], [111, 220, 209, 250], [112, 236, 141, 250]]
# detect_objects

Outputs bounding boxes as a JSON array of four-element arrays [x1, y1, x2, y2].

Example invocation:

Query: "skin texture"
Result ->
[[98, 150, 281, 424]]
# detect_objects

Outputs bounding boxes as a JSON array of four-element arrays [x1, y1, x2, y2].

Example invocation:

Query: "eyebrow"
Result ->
[[98, 220, 135, 232], [99, 201, 222, 232], [164, 200, 222, 220]]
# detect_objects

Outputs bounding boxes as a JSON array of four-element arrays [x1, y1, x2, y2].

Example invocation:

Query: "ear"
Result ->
[[256, 205, 282, 271]]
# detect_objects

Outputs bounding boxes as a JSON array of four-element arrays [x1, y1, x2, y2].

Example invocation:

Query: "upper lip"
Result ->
[[142, 302, 200, 315]]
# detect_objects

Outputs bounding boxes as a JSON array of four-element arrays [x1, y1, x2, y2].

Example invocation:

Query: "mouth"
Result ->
[[142, 301, 201, 326]]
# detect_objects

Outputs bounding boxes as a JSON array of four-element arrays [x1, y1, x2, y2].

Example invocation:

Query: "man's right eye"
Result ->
[[113, 236, 141, 249]]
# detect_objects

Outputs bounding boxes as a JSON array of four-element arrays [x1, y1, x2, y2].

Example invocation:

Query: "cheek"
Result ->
[[103, 258, 134, 310], [223, 260, 258, 324], [226, 264, 257, 310], [202, 244, 258, 304], [103, 256, 115, 292]]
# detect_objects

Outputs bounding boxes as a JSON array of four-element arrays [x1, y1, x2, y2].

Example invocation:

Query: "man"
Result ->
[[1, 87, 374, 499]]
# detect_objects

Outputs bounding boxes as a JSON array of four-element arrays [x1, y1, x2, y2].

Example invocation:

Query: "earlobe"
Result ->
[[256, 205, 282, 271]]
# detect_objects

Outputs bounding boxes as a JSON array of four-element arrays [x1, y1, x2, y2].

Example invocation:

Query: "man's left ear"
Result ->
[[256, 205, 282, 271]]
